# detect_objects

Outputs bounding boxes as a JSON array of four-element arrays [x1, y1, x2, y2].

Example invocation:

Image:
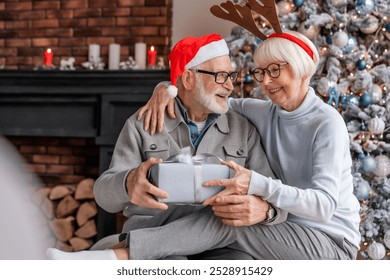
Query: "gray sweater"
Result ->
[[229, 87, 361, 248]]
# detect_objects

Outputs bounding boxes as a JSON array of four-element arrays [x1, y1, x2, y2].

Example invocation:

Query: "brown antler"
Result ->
[[247, 0, 282, 34], [210, 0, 282, 40]]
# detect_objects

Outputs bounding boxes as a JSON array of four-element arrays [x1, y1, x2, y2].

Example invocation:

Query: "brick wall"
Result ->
[[0, 0, 172, 69], [6, 136, 99, 186]]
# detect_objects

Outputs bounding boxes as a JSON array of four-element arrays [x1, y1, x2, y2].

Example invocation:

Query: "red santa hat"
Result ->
[[166, 33, 230, 98]]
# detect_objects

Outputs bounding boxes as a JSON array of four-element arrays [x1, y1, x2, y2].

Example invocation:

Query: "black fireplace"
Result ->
[[0, 69, 170, 239]]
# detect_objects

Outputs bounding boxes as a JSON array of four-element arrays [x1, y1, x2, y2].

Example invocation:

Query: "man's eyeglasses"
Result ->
[[250, 62, 289, 83], [193, 69, 239, 84]]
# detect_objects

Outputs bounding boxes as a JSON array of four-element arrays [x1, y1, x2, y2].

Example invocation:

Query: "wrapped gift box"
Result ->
[[149, 162, 229, 204]]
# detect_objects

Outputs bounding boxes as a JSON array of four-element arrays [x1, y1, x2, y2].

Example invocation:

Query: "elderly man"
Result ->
[[47, 34, 285, 260]]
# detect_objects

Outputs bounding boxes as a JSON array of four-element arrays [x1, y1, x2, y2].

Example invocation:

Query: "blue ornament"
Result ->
[[342, 36, 357, 53], [355, 0, 376, 15], [340, 95, 349, 109], [361, 156, 376, 173], [293, 0, 305, 8], [244, 73, 252, 83], [326, 35, 332, 44], [385, 23, 390, 33], [359, 92, 372, 107], [359, 122, 367, 131], [356, 59, 367, 70], [358, 152, 366, 160], [348, 94, 359, 106]]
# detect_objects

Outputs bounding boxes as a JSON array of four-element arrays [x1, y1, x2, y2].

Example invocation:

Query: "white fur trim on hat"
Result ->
[[166, 85, 178, 98], [185, 39, 229, 69]]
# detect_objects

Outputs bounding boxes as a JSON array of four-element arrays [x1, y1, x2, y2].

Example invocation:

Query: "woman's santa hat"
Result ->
[[166, 33, 230, 98]]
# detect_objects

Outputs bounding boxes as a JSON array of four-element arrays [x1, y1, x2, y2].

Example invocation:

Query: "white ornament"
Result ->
[[277, 1, 293, 16], [332, 31, 349, 48], [374, 155, 390, 177], [359, 15, 379, 34], [367, 243, 386, 260], [367, 116, 385, 135], [370, 84, 383, 104], [384, 230, 390, 249]]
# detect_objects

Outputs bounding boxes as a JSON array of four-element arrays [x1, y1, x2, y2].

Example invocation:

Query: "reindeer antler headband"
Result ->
[[210, 0, 314, 60]]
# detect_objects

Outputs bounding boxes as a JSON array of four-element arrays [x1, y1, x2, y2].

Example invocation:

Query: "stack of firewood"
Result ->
[[32, 178, 98, 252]]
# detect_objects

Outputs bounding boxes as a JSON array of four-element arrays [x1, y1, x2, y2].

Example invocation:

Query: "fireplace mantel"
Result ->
[[0, 69, 170, 238]]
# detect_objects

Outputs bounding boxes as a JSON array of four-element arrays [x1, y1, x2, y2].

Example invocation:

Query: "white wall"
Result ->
[[172, 0, 236, 47]]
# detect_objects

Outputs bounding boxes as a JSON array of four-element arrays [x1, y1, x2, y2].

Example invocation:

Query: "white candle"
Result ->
[[109, 43, 120, 70], [135, 42, 146, 69], [89, 44, 100, 65]]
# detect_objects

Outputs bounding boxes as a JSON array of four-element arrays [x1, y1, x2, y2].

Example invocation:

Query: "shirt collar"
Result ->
[[165, 97, 229, 134]]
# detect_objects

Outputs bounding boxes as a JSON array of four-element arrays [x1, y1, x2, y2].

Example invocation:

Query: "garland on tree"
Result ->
[[227, 0, 390, 260]]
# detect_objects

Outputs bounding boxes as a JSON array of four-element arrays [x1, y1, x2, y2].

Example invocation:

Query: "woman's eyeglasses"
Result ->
[[193, 69, 239, 84], [250, 62, 288, 82]]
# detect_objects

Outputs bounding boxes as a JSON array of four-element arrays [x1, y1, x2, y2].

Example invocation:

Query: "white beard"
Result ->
[[194, 78, 230, 114]]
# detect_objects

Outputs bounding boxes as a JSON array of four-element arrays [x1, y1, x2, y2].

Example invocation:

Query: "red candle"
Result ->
[[147, 46, 157, 66], [44, 48, 53, 66]]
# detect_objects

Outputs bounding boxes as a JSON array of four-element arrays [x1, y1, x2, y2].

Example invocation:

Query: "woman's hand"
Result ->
[[209, 195, 269, 226], [203, 160, 251, 205], [137, 83, 176, 135]]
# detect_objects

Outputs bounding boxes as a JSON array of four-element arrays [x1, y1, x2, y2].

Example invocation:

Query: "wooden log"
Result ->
[[56, 195, 80, 218], [76, 201, 98, 227], [56, 240, 73, 252], [48, 217, 75, 242], [49, 185, 74, 200], [69, 237, 93, 251], [74, 219, 97, 239], [74, 178, 95, 200]]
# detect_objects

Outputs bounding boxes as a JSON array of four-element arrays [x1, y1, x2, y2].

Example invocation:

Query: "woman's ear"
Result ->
[[181, 70, 196, 90]]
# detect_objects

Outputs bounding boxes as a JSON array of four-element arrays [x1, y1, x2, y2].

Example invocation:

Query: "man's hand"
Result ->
[[137, 83, 176, 135], [126, 157, 169, 210], [208, 195, 269, 226], [203, 160, 251, 205]]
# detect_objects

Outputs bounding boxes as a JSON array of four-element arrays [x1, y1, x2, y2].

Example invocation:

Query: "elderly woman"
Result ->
[[134, 30, 361, 260]]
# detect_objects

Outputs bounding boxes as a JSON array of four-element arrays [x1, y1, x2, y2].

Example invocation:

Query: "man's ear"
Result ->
[[181, 70, 196, 90]]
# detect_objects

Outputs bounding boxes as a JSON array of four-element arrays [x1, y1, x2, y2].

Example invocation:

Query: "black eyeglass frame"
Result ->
[[192, 69, 239, 84], [250, 62, 289, 83]]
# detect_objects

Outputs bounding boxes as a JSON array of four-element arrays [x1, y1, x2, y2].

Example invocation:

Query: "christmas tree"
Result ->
[[226, 0, 390, 259]]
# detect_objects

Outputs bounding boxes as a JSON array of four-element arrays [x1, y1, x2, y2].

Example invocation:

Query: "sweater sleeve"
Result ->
[[248, 112, 349, 222], [93, 116, 144, 213]]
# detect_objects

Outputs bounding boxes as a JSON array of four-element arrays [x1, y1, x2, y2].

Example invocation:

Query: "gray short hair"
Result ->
[[253, 30, 319, 79]]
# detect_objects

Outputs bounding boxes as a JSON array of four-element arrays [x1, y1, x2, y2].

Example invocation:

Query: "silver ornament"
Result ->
[[298, 23, 320, 40], [332, 31, 349, 48], [374, 155, 390, 177], [370, 84, 383, 104], [384, 230, 390, 249], [360, 15, 379, 34], [367, 116, 385, 135], [277, 1, 293, 16], [367, 243, 386, 260]]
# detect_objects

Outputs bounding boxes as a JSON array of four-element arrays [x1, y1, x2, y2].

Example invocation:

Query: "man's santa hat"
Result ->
[[166, 33, 230, 98]]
